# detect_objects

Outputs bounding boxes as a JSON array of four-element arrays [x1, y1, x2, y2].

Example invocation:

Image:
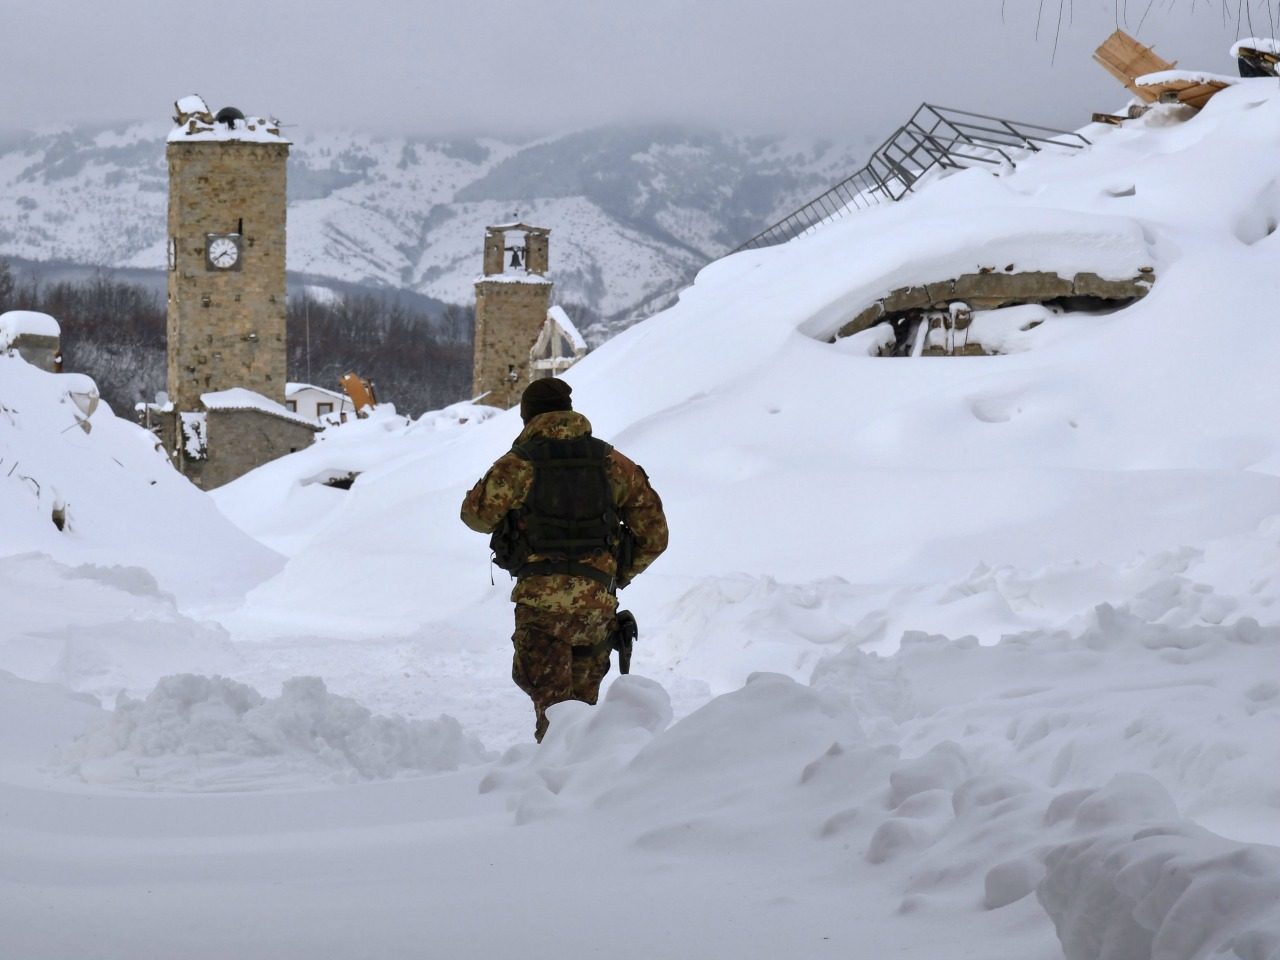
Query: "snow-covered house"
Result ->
[[0, 310, 61, 373], [529, 305, 587, 380], [286, 382, 352, 425], [186, 389, 321, 489]]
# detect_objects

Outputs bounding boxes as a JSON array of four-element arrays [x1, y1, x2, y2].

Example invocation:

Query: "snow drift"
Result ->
[[0, 354, 281, 604], [63, 673, 493, 790]]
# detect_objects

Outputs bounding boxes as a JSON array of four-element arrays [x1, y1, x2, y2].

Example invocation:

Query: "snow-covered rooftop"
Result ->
[[1231, 36, 1280, 57], [546, 304, 587, 351], [285, 382, 346, 402], [1136, 69, 1239, 88], [167, 93, 289, 145], [201, 388, 319, 428], [0, 310, 60, 349], [487, 222, 549, 234]]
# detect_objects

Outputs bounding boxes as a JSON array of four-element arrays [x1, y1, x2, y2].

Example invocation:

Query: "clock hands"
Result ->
[[207, 236, 240, 269]]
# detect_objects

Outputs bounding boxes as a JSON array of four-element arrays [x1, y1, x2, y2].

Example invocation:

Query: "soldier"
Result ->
[[461, 377, 668, 742]]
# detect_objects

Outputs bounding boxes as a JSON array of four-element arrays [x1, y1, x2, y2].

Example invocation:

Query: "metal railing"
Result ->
[[731, 104, 1091, 253]]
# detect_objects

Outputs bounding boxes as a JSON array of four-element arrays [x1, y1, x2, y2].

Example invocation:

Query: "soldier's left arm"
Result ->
[[460, 453, 532, 533], [607, 450, 669, 581]]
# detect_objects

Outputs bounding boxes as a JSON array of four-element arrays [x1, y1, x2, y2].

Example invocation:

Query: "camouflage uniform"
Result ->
[[461, 410, 668, 741]]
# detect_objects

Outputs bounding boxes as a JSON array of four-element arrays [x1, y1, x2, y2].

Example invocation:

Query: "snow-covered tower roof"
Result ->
[[167, 94, 289, 144]]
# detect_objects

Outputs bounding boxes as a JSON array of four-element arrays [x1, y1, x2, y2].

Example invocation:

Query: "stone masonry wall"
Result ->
[[167, 141, 289, 412], [201, 409, 318, 490], [834, 268, 1155, 340], [473, 280, 553, 409], [10, 334, 59, 372]]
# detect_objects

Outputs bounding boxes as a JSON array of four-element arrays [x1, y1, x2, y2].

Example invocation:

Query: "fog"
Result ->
[[1, 0, 1277, 139]]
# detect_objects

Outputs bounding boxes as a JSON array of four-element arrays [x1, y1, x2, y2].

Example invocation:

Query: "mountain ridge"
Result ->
[[0, 122, 863, 336]]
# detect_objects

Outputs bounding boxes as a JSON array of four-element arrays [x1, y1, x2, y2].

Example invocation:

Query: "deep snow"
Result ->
[[4, 80, 1280, 959]]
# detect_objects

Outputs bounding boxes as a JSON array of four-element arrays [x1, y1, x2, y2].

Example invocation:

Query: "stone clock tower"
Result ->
[[166, 95, 289, 411], [156, 96, 317, 490]]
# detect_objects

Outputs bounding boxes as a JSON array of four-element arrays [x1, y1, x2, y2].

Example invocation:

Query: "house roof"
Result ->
[[202, 388, 319, 429], [547, 305, 587, 351], [286, 382, 347, 402]]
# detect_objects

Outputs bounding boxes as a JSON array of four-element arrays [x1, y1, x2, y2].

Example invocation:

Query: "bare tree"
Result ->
[[1018, 0, 1280, 59], [0, 259, 14, 313]]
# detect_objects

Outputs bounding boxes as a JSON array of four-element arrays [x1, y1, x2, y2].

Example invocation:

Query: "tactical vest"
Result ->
[[490, 434, 621, 589]]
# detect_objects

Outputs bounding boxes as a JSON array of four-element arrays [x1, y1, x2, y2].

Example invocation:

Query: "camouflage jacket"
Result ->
[[461, 410, 669, 607]]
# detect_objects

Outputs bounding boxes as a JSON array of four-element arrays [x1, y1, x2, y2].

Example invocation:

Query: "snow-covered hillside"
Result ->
[[0, 122, 860, 327], [4, 81, 1280, 960]]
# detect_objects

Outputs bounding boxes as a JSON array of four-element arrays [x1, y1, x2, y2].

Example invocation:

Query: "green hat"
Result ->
[[520, 377, 573, 423]]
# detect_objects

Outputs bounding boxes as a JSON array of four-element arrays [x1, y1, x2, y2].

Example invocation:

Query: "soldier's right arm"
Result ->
[[460, 454, 533, 533]]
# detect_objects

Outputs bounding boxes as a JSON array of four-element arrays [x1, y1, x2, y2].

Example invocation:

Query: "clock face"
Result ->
[[206, 235, 241, 270]]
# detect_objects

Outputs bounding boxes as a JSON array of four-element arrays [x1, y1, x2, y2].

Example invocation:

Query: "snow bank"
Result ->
[[471, 607, 1280, 957], [0, 355, 282, 604], [210, 401, 500, 559], [812, 605, 1280, 836], [0, 670, 102, 782], [62, 674, 494, 790], [1039, 776, 1280, 960], [0, 553, 241, 702], [479, 675, 673, 823]]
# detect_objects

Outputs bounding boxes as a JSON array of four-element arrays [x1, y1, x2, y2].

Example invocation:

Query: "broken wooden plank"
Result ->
[[1093, 29, 1176, 102], [1236, 45, 1280, 65], [1135, 70, 1236, 109], [1093, 29, 1233, 110], [1235, 45, 1280, 78]]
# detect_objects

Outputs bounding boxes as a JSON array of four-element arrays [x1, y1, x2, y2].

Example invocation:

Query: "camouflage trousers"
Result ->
[[512, 602, 615, 742]]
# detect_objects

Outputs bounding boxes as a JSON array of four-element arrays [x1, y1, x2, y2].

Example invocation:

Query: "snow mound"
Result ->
[[1039, 776, 1280, 960], [408, 400, 503, 432], [479, 675, 672, 823], [0, 553, 245, 703], [0, 354, 282, 604], [62, 674, 494, 790], [211, 400, 502, 560]]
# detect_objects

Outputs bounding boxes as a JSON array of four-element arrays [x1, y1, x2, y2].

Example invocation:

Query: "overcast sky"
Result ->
[[2, 0, 1277, 140]]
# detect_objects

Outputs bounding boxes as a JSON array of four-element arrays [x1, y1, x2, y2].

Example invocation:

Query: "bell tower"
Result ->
[[166, 95, 289, 412], [472, 223, 553, 408]]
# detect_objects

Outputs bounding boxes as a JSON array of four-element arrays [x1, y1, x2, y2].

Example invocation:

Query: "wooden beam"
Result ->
[[1093, 29, 1176, 102]]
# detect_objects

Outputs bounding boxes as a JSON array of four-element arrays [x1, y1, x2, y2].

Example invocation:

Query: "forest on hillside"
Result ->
[[0, 259, 475, 418]]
